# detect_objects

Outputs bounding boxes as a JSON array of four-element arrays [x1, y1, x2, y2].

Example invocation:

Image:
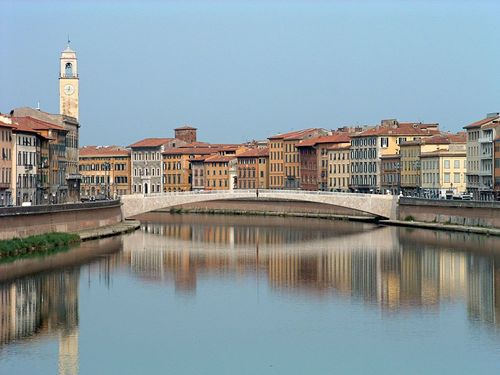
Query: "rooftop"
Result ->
[[128, 138, 174, 148], [204, 155, 236, 163], [268, 128, 328, 141], [463, 114, 500, 129], [297, 133, 351, 147], [80, 145, 130, 157], [12, 116, 66, 132], [353, 122, 436, 137], [236, 148, 269, 158]]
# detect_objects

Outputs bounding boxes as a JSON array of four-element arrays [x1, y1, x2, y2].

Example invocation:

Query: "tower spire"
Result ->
[[67, 34, 71, 48]]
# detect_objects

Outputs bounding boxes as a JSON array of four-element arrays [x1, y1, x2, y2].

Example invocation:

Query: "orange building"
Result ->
[[163, 146, 219, 192], [268, 128, 329, 189], [79, 146, 131, 198], [296, 133, 351, 191], [0, 120, 15, 206], [236, 148, 269, 189], [204, 155, 237, 190]]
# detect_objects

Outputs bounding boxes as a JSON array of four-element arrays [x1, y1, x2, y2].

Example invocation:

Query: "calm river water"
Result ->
[[1, 213, 500, 374]]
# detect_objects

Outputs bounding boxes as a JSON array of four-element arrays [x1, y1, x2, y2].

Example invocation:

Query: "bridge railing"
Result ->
[[123, 189, 395, 199]]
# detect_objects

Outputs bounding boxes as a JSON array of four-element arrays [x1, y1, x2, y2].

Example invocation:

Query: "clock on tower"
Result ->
[[59, 41, 79, 120]]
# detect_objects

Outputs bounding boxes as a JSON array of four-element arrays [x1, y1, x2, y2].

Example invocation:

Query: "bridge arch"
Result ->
[[121, 190, 398, 220]]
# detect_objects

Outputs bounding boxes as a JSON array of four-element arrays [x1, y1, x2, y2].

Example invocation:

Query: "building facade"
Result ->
[[0, 119, 14, 206], [380, 154, 400, 195], [79, 146, 131, 199], [12, 127, 39, 205], [495, 136, 500, 200], [399, 133, 466, 196], [129, 138, 186, 194], [420, 147, 467, 198], [204, 155, 236, 190], [236, 148, 269, 189], [268, 128, 329, 190], [350, 120, 437, 193], [328, 144, 351, 192], [297, 134, 351, 191], [464, 113, 500, 200]]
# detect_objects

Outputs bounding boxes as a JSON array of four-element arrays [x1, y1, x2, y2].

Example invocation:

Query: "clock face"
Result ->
[[64, 84, 75, 96]]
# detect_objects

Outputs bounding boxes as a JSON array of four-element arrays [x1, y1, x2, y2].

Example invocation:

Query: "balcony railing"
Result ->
[[478, 136, 493, 143]]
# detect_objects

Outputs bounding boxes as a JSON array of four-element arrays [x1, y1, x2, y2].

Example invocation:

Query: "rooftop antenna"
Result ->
[[67, 34, 71, 48], [36, 101, 40, 111]]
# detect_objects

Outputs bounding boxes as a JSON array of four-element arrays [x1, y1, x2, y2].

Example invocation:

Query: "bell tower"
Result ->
[[59, 40, 79, 120]]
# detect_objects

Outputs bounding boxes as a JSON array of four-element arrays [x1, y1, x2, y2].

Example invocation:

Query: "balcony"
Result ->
[[0, 182, 10, 189], [479, 151, 492, 160], [478, 136, 493, 143]]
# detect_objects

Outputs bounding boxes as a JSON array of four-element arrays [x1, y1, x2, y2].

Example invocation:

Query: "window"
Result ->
[[454, 160, 460, 169], [444, 172, 450, 183], [454, 173, 460, 183], [380, 137, 389, 148], [444, 160, 450, 169], [65, 62, 73, 77]]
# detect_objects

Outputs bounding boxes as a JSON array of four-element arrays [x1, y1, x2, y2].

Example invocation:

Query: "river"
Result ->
[[1, 213, 500, 374]]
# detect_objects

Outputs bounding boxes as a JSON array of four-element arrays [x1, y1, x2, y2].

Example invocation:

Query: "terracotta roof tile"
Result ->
[[163, 147, 220, 155], [463, 115, 500, 129], [268, 128, 326, 140], [128, 138, 174, 148], [0, 120, 16, 129], [236, 148, 269, 158], [353, 123, 434, 137], [12, 116, 66, 131], [204, 155, 236, 163], [80, 145, 130, 157], [297, 133, 351, 147]]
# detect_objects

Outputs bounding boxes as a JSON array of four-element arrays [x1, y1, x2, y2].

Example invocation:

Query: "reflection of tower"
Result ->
[[59, 329, 79, 375]]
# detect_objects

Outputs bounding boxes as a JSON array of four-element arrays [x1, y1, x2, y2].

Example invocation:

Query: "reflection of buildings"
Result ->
[[0, 269, 80, 375], [123, 215, 500, 327]]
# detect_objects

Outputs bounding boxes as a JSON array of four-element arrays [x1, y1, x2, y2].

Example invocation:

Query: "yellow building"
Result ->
[[327, 143, 351, 191], [399, 133, 466, 196], [79, 146, 131, 198], [420, 145, 467, 198], [268, 128, 329, 189]]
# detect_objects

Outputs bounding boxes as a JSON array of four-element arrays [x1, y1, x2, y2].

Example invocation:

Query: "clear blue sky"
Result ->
[[1, 0, 499, 146]]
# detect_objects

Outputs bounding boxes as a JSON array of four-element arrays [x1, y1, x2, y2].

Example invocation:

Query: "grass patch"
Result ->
[[404, 215, 415, 222], [0, 232, 80, 260]]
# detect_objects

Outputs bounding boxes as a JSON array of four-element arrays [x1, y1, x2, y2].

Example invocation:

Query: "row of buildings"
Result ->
[[77, 113, 500, 201], [3, 45, 499, 205], [0, 43, 82, 207]]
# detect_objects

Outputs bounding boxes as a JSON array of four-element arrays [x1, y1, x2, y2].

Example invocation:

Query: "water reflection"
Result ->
[[1, 213, 500, 373], [126, 214, 500, 327], [0, 269, 80, 375]]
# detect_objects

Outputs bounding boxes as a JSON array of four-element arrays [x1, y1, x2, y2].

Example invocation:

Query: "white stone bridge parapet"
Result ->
[[121, 190, 399, 220]]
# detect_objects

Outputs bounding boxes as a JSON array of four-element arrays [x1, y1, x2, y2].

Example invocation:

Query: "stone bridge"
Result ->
[[121, 190, 398, 220]]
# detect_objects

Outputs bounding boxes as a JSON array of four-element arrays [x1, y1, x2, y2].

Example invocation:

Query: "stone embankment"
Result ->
[[77, 220, 140, 241]]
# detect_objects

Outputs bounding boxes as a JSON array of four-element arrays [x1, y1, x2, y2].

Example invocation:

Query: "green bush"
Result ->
[[0, 232, 80, 259], [404, 215, 415, 222]]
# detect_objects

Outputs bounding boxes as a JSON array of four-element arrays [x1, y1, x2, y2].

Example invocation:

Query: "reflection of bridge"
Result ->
[[121, 190, 399, 219]]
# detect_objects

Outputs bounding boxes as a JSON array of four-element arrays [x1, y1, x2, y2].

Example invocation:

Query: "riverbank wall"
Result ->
[[398, 197, 500, 229], [0, 200, 123, 240]]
